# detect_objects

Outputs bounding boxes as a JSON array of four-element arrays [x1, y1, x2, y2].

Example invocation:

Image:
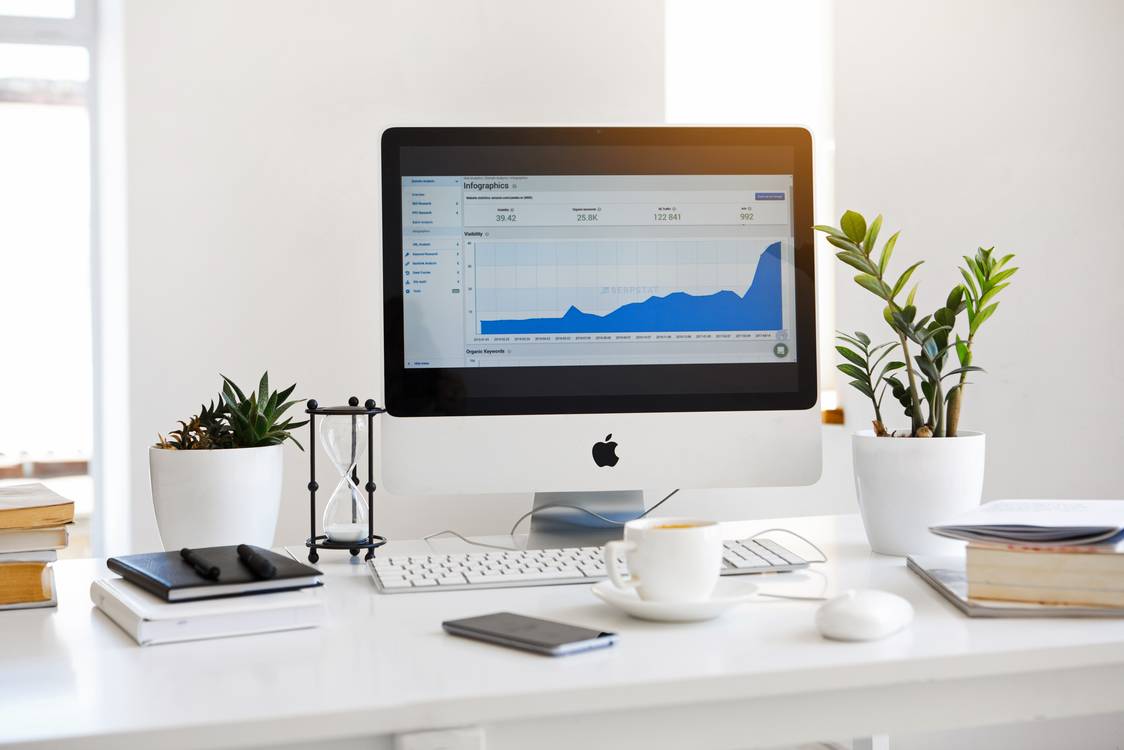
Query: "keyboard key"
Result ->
[[756, 539, 804, 565]]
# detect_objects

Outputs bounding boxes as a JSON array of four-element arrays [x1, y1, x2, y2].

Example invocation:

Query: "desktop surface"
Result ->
[[4, 515, 1124, 750]]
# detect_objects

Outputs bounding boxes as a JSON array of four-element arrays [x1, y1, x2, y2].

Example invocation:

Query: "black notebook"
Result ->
[[107, 546, 322, 602]]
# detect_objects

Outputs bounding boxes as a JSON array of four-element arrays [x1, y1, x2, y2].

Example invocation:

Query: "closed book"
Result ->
[[0, 567, 56, 611], [907, 555, 1124, 617], [0, 483, 75, 530], [0, 549, 57, 563], [106, 546, 321, 602], [0, 561, 53, 606], [966, 543, 1124, 607], [91, 577, 324, 646], [0, 526, 69, 554]]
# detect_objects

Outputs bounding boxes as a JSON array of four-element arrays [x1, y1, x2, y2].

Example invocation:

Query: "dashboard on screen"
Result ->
[[401, 174, 797, 369], [381, 128, 817, 417]]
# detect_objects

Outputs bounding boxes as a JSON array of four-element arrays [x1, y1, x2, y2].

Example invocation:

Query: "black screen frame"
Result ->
[[382, 127, 817, 417]]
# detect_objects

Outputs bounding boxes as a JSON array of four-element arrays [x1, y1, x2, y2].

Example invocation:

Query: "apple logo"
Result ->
[[592, 434, 619, 467]]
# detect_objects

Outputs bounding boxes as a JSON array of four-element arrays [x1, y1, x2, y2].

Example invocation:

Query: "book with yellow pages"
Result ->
[[0, 561, 57, 610], [0, 483, 75, 530], [966, 536, 1124, 607]]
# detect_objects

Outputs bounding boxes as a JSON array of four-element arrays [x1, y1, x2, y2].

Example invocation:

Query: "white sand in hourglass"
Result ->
[[326, 522, 368, 542]]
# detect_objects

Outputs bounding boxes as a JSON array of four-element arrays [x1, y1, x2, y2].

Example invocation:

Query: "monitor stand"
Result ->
[[525, 490, 645, 549]]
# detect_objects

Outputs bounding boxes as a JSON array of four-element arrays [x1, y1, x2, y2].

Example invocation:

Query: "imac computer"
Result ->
[[381, 127, 820, 547]]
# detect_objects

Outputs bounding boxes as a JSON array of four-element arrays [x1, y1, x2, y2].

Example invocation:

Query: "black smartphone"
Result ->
[[442, 612, 618, 656]]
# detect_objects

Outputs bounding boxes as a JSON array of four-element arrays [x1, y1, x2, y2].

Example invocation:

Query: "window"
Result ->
[[664, 0, 838, 411], [0, 2, 95, 556]]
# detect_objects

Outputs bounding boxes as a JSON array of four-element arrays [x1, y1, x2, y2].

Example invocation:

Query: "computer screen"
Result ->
[[382, 129, 816, 417], [401, 174, 797, 369]]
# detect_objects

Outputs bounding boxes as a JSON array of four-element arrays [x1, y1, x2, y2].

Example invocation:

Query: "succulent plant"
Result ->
[[220, 372, 308, 450], [154, 373, 307, 450]]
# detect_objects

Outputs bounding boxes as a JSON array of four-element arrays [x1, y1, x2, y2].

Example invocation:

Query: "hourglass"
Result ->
[[304, 397, 387, 563]]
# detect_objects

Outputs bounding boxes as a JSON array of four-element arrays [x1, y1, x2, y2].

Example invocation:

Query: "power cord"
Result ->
[[425, 490, 683, 551], [506, 488, 681, 536]]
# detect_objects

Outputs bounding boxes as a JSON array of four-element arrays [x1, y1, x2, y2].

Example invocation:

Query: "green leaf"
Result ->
[[934, 307, 956, 328], [813, 224, 848, 240], [891, 261, 924, 300], [221, 374, 246, 402], [906, 284, 918, 308], [864, 214, 883, 254], [965, 255, 984, 285], [916, 355, 941, 383], [855, 331, 871, 346], [959, 268, 980, 300], [955, 336, 969, 366], [836, 345, 866, 368], [970, 302, 999, 335], [877, 230, 899, 277], [836, 251, 876, 274], [989, 267, 1018, 286], [837, 363, 869, 382], [826, 235, 865, 255], [880, 360, 906, 377], [840, 210, 867, 244], [854, 273, 891, 299], [941, 365, 985, 380], [996, 253, 1015, 269], [945, 285, 964, 311], [258, 371, 269, 406], [275, 383, 296, 404], [977, 281, 1009, 310], [848, 379, 875, 399]]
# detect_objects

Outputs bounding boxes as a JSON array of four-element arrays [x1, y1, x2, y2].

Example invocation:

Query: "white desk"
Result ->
[[3, 514, 1124, 750]]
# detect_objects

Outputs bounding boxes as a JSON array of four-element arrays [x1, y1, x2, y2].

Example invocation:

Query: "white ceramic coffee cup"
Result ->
[[603, 517, 722, 602]]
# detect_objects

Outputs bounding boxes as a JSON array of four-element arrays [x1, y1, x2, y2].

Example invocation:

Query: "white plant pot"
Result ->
[[150, 445, 284, 551], [852, 430, 985, 557]]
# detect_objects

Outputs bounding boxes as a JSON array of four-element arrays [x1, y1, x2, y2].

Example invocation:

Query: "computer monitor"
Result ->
[[381, 127, 820, 545]]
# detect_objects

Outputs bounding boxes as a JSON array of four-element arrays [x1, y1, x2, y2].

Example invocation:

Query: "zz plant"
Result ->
[[156, 372, 308, 450], [816, 212, 1016, 438]]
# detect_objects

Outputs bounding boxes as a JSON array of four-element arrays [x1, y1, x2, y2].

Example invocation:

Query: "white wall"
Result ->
[[115, 0, 667, 552], [834, 0, 1124, 500]]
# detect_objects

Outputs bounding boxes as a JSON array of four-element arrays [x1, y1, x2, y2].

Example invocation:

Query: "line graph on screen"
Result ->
[[474, 239, 783, 335]]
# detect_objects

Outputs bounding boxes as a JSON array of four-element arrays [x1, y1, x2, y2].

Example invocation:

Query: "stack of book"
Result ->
[[927, 499, 1124, 611], [92, 545, 324, 645], [0, 483, 73, 611]]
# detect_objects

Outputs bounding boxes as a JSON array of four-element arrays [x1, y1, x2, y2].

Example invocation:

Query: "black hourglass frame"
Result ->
[[304, 397, 388, 563]]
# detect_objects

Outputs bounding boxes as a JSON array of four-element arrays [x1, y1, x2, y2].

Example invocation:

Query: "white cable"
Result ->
[[422, 529, 521, 551], [745, 527, 829, 564]]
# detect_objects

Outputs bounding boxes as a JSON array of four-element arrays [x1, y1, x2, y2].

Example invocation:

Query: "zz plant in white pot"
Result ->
[[815, 212, 1017, 555], [150, 372, 307, 551]]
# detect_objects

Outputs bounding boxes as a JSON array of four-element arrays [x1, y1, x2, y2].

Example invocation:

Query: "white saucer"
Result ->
[[591, 579, 758, 622]]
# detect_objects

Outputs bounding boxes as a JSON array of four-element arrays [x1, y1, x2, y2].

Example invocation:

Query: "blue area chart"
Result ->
[[480, 241, 783, 335]]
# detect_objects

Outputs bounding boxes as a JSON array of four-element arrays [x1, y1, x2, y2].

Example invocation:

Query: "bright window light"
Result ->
[[665, 0, 837, 401]]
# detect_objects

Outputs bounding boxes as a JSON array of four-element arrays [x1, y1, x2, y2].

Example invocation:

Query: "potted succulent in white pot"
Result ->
[[151, 373, 307, 550], [815, 212, 1017, 556]]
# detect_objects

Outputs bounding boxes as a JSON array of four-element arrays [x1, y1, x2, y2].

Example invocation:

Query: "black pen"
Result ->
[[180, 548, 221, 581], [237, 544, 277, 580]]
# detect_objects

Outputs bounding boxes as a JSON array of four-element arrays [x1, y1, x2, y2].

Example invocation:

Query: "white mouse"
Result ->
[[815, 589, 914, 641]]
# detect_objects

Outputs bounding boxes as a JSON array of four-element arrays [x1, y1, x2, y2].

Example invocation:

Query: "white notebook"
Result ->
[[91, 577, 324, 646]]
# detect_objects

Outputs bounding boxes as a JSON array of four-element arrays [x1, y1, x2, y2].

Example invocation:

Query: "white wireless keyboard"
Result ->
[[368, 538, 809, 593]]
